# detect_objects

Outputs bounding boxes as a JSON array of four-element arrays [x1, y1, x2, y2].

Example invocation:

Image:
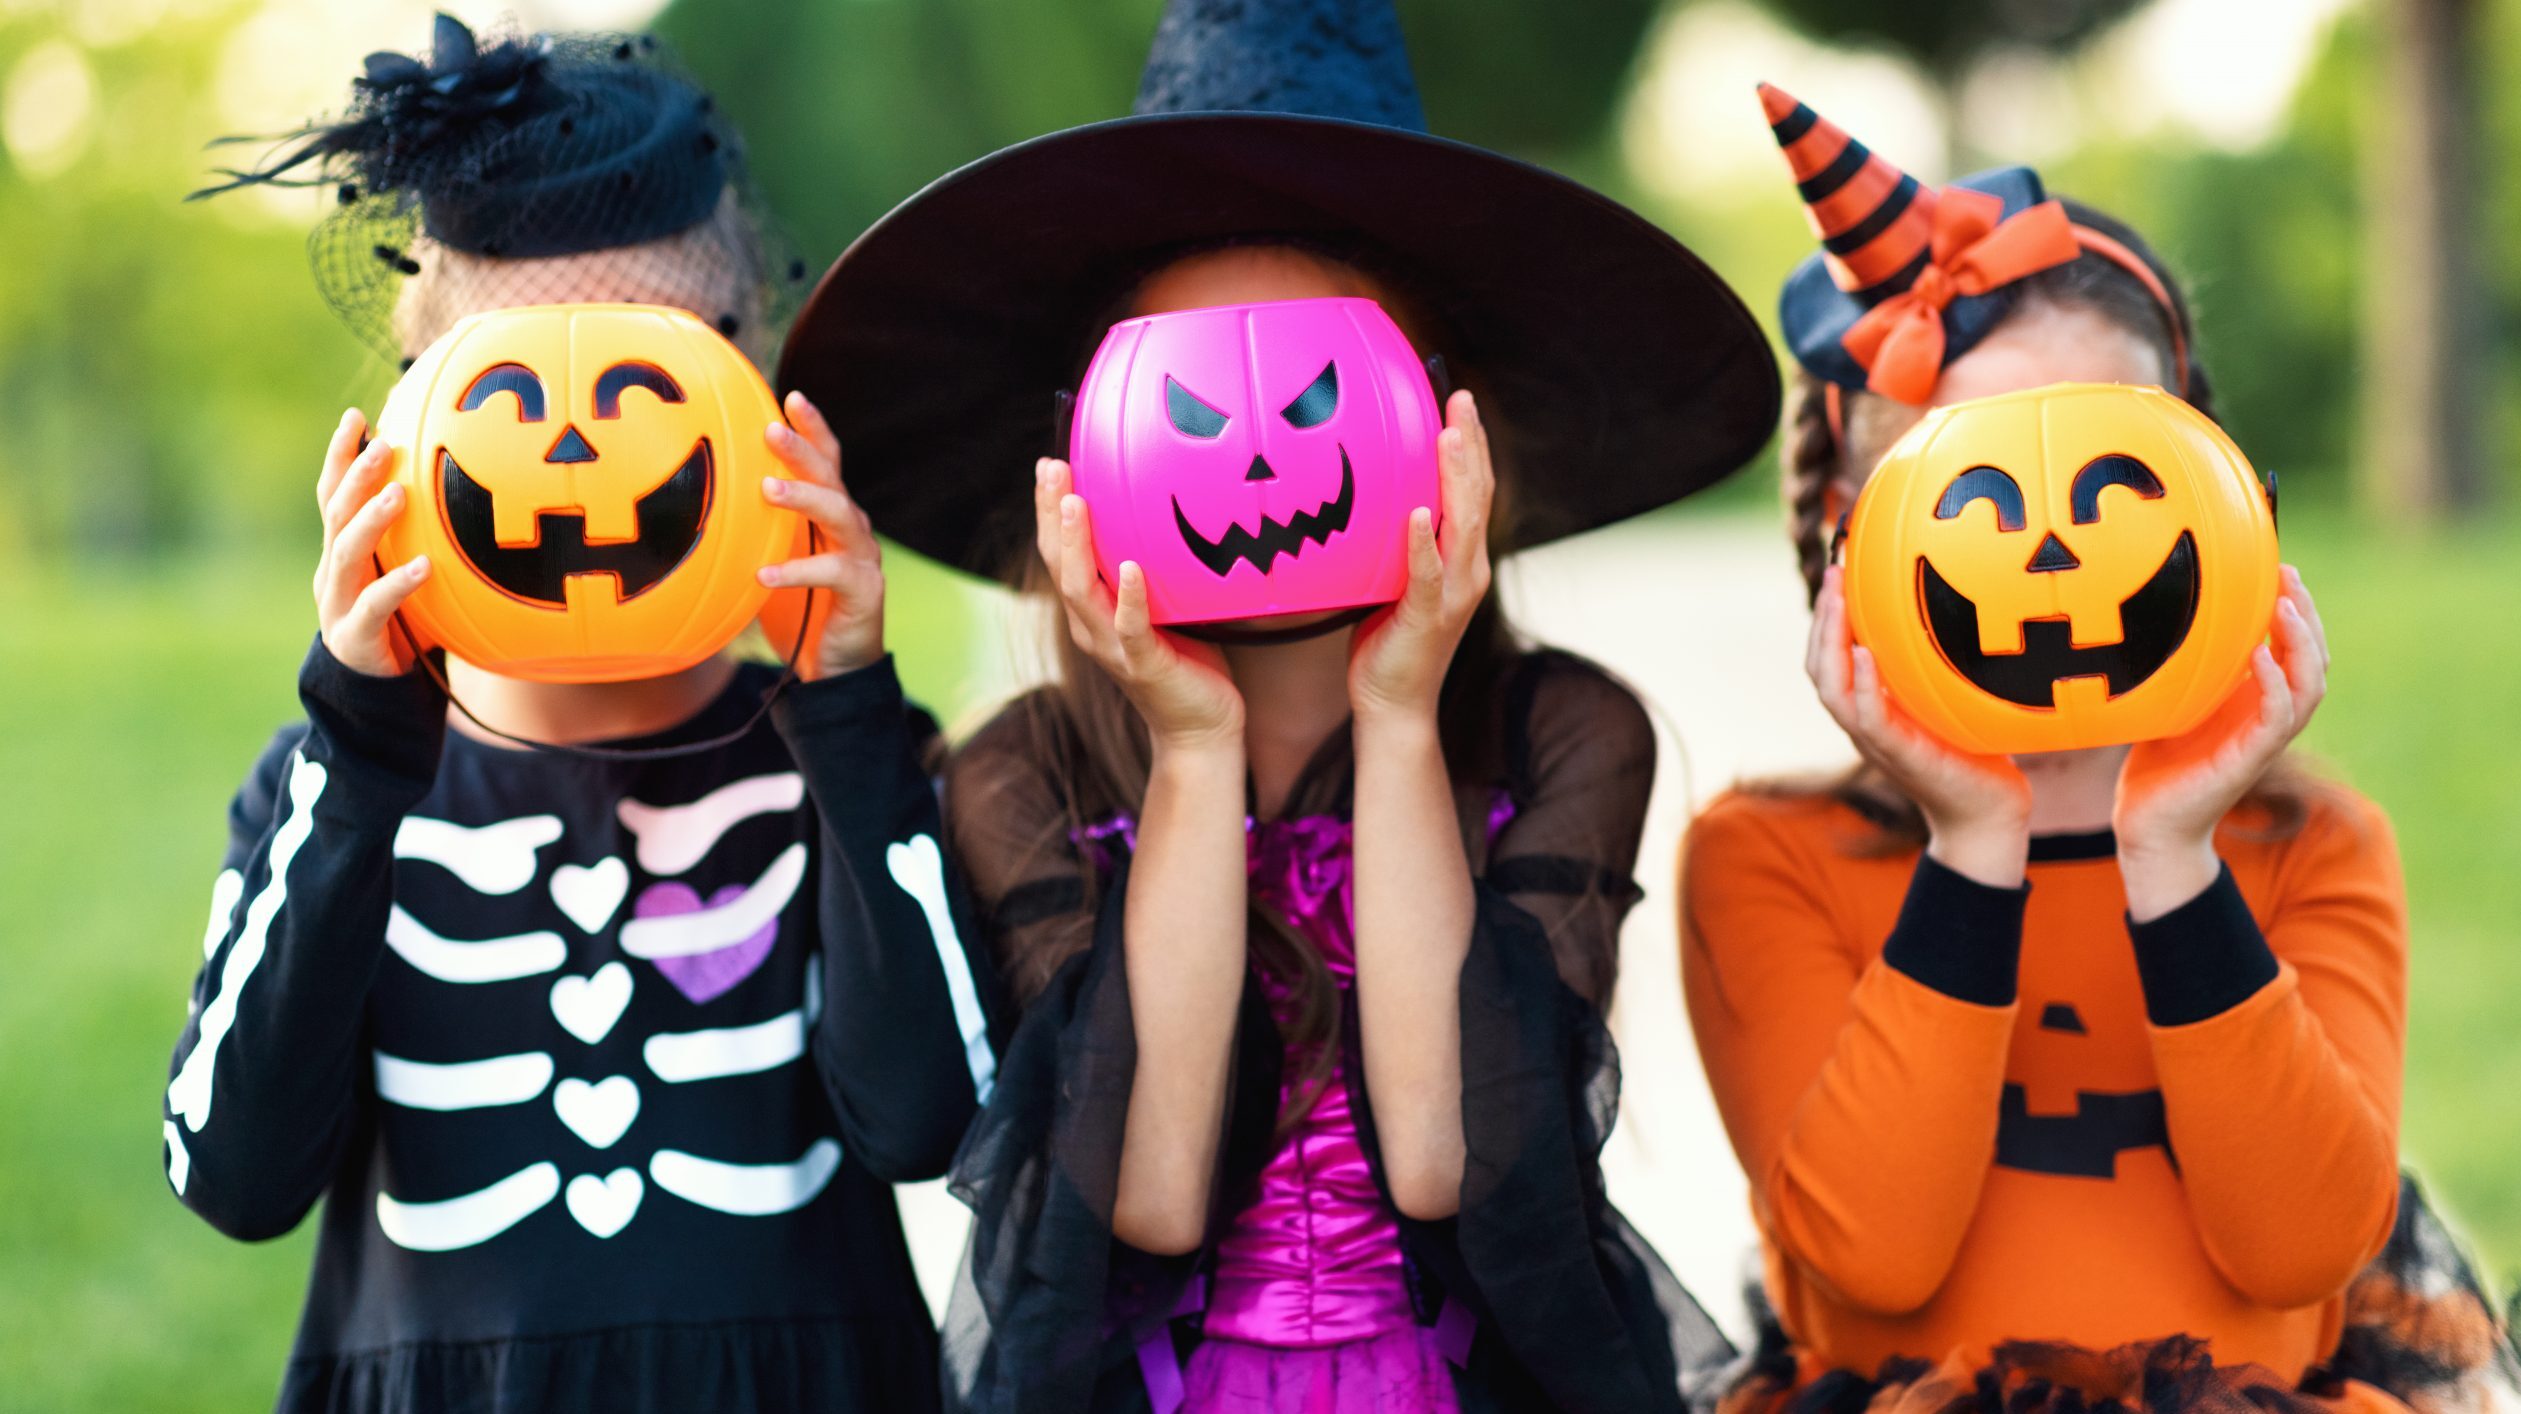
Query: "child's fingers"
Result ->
[[1446, 389, 1489, 467], [758, 550, 840, 592], [761, 475, 877, 563], [1435, 405, 1492, 562], [1057, 493, 1099, 611], [321, 439, 394, 540], [1847, 644, 1889, 740], [764, 420, 839, 489], [1112, 562, 1161, 672], [2279, 565, 2330, 672], [1401, 507, 1443, 619], [1807, 571, 1851, 709], [337, 556, 430, 650], [316, 408, 365, 511], [320, 482, 406, 619], [783, 391, 842, 465], [2273, 597, 2325, 719], [1053, 492, 1124, 658], [1033, 458, 1069, 584], [2247, 642, 2296, 744], [1850, 646, 1941, 775]]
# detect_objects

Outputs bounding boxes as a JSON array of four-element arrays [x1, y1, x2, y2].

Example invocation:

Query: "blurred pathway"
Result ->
[[893, 514, 1851, 1343]]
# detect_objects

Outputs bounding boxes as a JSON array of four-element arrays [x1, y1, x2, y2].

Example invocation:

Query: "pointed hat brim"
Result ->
[[778, 110, 1781, 582]]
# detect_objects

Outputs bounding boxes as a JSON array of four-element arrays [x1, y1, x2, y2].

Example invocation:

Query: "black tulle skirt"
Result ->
[[940, 861, 1729, 1414], [1701, 1177, 2519, 1414]]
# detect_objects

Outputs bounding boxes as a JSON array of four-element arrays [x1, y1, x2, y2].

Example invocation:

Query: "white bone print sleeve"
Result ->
[[163, 642, 446, 1240], [769, 656, 1005, 1182]]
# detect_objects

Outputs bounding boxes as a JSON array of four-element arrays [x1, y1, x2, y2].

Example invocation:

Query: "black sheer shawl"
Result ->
[[938, 650, 1729, 1413]]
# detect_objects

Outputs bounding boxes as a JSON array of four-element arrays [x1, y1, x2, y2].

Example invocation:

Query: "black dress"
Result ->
[[162, 641, 1003, 1413], [937, 648, 1731, 1414]]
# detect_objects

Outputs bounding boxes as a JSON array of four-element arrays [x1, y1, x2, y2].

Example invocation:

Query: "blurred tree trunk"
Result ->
[[2361, 0, 2486, 524]]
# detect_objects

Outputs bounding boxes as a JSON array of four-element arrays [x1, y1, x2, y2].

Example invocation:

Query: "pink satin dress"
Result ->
[[1179, 815, 1462, 1414]]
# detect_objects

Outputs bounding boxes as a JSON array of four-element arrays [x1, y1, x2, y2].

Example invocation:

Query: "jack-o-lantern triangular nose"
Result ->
[[2026, 532, 2080, 573], [1244, 455, 1276, 483], [544, 425, 598, 464]]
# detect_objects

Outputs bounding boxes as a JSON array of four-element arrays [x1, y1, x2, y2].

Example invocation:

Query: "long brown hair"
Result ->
[[1770, 198, 2317, 845], [990, 550, 1524, 1127]]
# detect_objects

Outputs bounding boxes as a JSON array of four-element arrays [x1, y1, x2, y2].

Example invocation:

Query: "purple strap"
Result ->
[[1433, 1296, 1477, 1367], [1075, 790, 1517, 867], [1134, 1276, 1209, 1414]]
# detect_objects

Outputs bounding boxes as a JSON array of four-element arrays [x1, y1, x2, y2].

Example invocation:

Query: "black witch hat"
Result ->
[[778, 0, 1780, 582]]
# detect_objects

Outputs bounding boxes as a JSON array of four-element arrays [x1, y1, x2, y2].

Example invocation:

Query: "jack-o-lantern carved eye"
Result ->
[[2070, 454, 2166, 524], [1165, 376, 1229, 439], [1934, 465, 2026, 531], [594, 361, 685, 419], [458, 363, 547, 421], [1280, 362, 1339, 428]]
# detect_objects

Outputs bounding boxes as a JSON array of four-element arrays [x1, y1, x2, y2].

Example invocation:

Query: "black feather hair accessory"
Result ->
[[191, 13, 807, 362]]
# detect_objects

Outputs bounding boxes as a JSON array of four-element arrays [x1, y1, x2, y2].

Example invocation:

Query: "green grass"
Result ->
[[0, 550, 986, 1412], [2280, 513, 2521, 1276], [0, 513, 2511, 1408]]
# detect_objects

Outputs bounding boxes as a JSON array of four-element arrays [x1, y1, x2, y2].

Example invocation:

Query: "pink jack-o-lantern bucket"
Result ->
[[1068, 296, 1442, 626]]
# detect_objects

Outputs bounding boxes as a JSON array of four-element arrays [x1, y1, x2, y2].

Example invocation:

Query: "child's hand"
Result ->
[[315, 408, 430, 677], [756, 393, 885, 679], [1808, 565, 2032, 886], [1347, 390, 1494, 725], [2116, 565, 2328, 918], [1035, 457, 1244, 752]]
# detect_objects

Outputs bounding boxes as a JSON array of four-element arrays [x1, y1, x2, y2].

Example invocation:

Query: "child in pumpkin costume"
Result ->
[[164, 18, 999, 1412], [777, 3, 1778, 1410], [1679, 87, 2518, 1414]]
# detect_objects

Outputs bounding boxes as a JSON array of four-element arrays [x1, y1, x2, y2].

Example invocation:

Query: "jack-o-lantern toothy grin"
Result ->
[[1067, 297, 1440, 625], [1172, 447, 1355, 576], [1919, 530, 2199, 709], [441, 440, 713, 606], [1840, 383, 2278, 755], [373, 303, 799, 684]]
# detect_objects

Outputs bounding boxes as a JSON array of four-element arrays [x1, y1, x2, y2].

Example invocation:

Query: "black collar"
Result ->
[[2028, 828, 2117, 863]]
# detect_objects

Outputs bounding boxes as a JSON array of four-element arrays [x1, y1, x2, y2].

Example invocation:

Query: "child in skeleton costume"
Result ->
[[779, 4, 1779, 1411], [1678, 87, 2519, 1414], [166, 18, 999, 1413]]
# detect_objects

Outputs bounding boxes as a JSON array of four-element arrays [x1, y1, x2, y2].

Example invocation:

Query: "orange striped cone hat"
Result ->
[[1764, 84, 2097, 404]]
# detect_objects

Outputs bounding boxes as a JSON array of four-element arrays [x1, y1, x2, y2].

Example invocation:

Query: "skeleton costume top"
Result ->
[[163, 642, 1000, 1413]]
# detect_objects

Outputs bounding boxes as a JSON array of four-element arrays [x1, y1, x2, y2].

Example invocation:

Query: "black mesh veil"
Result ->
[[937, 649, 1733, 1412], [192, 15, 808, 364]]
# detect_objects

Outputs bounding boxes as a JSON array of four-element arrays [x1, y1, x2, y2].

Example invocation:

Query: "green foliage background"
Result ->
[[0, 0, 2514, 1408]]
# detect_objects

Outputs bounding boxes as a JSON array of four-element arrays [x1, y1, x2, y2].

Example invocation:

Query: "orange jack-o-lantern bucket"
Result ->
[[375, 303, 799, 683], [1843, 382, 2278, 756]]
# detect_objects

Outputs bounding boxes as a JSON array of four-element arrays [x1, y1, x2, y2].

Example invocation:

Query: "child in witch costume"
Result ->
[[167, 17, 998, 1412], [1680, 87, 2518, 1414], [778, 4, 1779, 1411]]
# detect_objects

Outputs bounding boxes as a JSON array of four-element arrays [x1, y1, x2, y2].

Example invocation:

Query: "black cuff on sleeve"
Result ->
[[1881, 854, 2028, 1006], [769, 653, 908, 744], [2127, 864, 2278, 1026], [297, 635, 445, 797]]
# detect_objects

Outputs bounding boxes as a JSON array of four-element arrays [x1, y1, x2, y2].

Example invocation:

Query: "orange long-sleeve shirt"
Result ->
[[1679, 785, 2406, 1382]]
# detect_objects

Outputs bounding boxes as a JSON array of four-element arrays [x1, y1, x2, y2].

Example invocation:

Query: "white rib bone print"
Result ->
[[365, 790, 838, 1250]]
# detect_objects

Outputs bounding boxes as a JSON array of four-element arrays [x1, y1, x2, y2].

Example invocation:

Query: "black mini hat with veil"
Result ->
[[193, 12, 808, 361]]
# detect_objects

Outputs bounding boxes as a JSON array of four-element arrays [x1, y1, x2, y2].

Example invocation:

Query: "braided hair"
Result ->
[[1768, 197, 2314, 844], [1781, 199, 2215, 607]]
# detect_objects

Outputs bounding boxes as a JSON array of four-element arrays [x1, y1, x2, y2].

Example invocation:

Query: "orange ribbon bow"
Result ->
[[1839, 188, 2082, 404]]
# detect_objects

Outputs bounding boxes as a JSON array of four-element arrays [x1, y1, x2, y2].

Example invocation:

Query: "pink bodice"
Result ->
[[1206, 819, 1413, 1347], [1077, 799, 1513, 1370]]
